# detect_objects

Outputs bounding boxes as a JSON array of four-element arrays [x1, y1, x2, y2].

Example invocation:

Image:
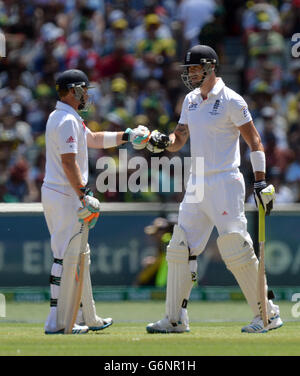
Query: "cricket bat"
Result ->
[[65, 223, 89, 334], [257, 202, 268, 327]]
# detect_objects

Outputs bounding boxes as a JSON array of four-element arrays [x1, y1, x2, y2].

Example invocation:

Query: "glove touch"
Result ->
[[146, 130, 171, 153]]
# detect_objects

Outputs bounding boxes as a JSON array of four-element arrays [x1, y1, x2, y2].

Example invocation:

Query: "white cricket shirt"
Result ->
[[179, 78, 252, 176], [43, 101, 91, 191]]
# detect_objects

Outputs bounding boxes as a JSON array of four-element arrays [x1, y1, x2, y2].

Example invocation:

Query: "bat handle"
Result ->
[[258, 203, 265, 243]]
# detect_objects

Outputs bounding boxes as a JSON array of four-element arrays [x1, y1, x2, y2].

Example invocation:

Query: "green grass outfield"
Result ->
[[0, 300, 300, 356]]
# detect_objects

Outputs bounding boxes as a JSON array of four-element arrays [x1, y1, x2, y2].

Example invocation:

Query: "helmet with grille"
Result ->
[[55, 69, 93, 110], [181, 45, 219, 90]]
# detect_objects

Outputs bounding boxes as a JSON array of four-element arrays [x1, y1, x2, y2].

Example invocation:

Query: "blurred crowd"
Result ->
[[0, 0, 299, 204]]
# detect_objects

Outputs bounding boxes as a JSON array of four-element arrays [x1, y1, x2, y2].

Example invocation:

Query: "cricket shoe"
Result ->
[[45, 324, 89, 335], [146, 316, 190, 334], [241, 312, 283, 333], [87, 317, 113, 332]]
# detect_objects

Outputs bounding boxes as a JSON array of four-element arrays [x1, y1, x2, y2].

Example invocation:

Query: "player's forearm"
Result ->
[[166, 133, 181, 152], [239, 121, 265, 181], [166, 132, 188, 152], [87, 132, 126, 149]]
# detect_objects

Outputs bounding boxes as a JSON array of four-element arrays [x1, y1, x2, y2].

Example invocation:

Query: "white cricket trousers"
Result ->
[[41, 184, 82, 332], [179, 168, 251, 255]]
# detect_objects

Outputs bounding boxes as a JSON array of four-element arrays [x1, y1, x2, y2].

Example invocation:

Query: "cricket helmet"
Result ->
[[55, 69, 91, 91], [181, 45, 219, 90], [56, 69, 93, 110]]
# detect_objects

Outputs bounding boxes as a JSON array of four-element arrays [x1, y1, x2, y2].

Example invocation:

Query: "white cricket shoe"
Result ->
[[147, 309, 190, 334], [88, 317, 113, 332], [76, 309, 113, 332], [45, 323, 89, 335], [241, 312, 283, 333], [71, 323, 89, 334], [146, 317, 190, 333]]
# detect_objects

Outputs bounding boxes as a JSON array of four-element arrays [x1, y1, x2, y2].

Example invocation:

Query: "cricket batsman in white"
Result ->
[[145, 45, 283, 333], [42, 69, 150, 334]]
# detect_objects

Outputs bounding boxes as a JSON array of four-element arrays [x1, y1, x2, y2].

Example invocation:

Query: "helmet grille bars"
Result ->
[[181, 61, 216, 91]]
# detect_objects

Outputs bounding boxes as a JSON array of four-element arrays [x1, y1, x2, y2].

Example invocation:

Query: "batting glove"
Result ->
[[79, 187, 101, 213], [254, 180, 276, 215], [78, 209, 100, 229], [146, 130, 171, 154], [78, 187, 100, 229], [123, 125, 151, 150]]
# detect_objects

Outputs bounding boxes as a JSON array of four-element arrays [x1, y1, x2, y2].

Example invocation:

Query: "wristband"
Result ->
[[250, 151, 266, 173], [79, 185, 92, 199], [103, 132, 118, 148], [121, 128, 131, 142], [254, 180, 267, 190]]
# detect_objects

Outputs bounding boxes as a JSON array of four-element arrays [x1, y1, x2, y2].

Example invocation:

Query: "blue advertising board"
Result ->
[[0, 204, 299, 287]]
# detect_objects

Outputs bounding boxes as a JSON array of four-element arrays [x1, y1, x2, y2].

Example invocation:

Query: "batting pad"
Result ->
[[57, 231, 88, 331], [166, 225, 194, 324], [217, 232, 261, 316]]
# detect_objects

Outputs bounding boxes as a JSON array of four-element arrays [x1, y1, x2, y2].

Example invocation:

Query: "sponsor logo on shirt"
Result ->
[[242, 106, 249, 118], [66, 136, 75, 143], [188, 102, 198, 111], [209, 99, 221, 115]]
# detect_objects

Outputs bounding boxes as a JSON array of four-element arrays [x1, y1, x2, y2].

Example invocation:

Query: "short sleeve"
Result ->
[[57, 119, 78, 154], [179, 95, 189, 125], [85, 125, 92, 135], [229, 95, 252, 127]]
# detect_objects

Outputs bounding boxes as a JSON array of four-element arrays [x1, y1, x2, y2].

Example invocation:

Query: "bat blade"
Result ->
[[65, 223, 89, 334], [258, 241, 268, 327], [257, 203, 268, 328]]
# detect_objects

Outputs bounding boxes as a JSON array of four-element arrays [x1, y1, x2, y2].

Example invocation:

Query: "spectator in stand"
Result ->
[[242, 0, 281, 38], [268, 167, 296, 203], [247, 17, 285, 60], [136, 78, 173, 124], [273, 80, 296, 119], [248, 81, 275, 119], [284, 60, 300, 95], [5, 158, 29, 202], [99, 40, 136, 79], [285, 147, 300, 202], [287, 120, 300, 155], [280, 0, 300, 39], [66, 0, 105, 52], [132, 5, 173, 47], [134, 13, 176, 82], [255, 106, 288, 149], [176, 0, 217, 53], [249, 60, 281, 93], [0, 64, 33, 112], [33, 22, 66, 79], [65, 30, 102, 81], [264, 132, 294, 176], [246, 18, 285, 85], [198, 6, 227, 64], [99, 76, 136, 119], [26, 150, 46, 202], [287, 92, 300, 131], [102, 10, 134, 56]]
